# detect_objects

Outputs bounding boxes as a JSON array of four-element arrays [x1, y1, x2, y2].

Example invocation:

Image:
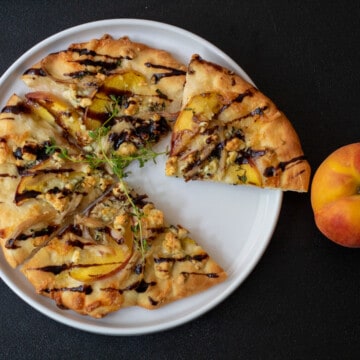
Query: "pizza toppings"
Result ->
[[21, 183, 226, 317], [20, 34, 186, 186], [4, 225, 58, 250], [166, 55, 311, 192], [0, 34, 311, 318], [22, 35, 186, 111]]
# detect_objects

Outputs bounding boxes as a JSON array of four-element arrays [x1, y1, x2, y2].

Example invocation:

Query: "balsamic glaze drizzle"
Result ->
[[103, 279, 157, 295], [144, 62, 186, 84], [35, 261, 124, 275], [235, 148, 266, 165], [41, 284, 93, 295], [12, 141, 52, 164], [14, 190, 42, 204], [0, 173, 17, 178], [5, 225, 58, 249], [154, 253, 209, 264], [108, 116, 170, 150], [65, 70, 98, 79], [263, 155, 307, 177], [181, 271, 220, 278], [23, 68, 47, 77], [20, 168, 75, 176], [1, 103, 30, 115], [60, 47, 132, 78], [219, 89, 254, 113], [148, 297, 159, 306]]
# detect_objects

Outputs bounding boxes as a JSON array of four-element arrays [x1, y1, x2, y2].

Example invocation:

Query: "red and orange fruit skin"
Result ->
[[311, 143, 360, 247]]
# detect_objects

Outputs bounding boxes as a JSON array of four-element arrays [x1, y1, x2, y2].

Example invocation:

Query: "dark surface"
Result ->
[[1, 1, 360, 359]]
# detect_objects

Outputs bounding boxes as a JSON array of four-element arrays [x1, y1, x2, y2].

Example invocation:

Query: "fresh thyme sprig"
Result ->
[[88, 94, 120, 139], [108, 147, 164, 179], [45, 94, 166, 261], [45, 141, 71, 159]]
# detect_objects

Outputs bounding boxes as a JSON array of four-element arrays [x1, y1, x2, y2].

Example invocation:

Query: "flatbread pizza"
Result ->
[[166, 55, 311, 192], [0, 34, 311, 319], [22, 183, 226, 318]]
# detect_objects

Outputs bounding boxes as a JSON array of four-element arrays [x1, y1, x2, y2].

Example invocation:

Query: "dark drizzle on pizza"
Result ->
[[41, 284, 93, 295], [235, 148, 266, 165], [60, 48, 134, 78], [14, 190, 42, 204], [108, 116, 170, 150], [5, 225, 58, 250], [263, 155, 307, 177], [218, 89, 255, 113], [0, 173, 17, 178], [35, 261, 126, 275], [102, 279, 157, 295], [23, 68, 47, 77], [144, 62, 186, 84], [154, 253, 209, 264], [181, 271, 220, 279], [13, 141, 52, 163], [15, 185, 87, 205], [1, 103, 30, 115]]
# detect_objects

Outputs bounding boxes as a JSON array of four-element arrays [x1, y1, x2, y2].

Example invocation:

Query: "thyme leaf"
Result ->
[[238, 169, 248, 184], [45, 138, 75, 161], [45, 95, 166, 263]]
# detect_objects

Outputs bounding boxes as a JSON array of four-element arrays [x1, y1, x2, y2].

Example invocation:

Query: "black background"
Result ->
[[1, 1, 360, 359]]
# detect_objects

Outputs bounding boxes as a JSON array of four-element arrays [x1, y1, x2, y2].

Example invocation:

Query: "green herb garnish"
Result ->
[[45, 94, 165, 261], [238, 169, 248, 184]]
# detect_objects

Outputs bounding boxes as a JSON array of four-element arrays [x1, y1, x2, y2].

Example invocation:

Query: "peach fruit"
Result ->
[[311, 143, 360, 247]]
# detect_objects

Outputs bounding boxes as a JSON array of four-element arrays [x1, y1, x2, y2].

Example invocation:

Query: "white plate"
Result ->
[[0, 19, 282, 335]]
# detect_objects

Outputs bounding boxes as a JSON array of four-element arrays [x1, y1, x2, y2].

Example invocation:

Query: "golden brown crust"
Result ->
[[0, 94, 69, 267], [0, 202, 58, 268], [166, 55, 311, 192], [22, 35, 186, 112], [1, 35, 312, 318], [0, 93, 115, 267], [21, 184, 226, 317], [21, 35, 186, 159]]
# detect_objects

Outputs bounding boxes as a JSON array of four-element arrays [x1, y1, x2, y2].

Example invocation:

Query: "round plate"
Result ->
[[0, 19, 282, 335]]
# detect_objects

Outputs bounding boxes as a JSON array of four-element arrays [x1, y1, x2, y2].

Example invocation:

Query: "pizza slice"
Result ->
[[22, 182, 227, 318], [0, 158, 113, 268], [14, 156, 113, 213], [0, 93, 78, 169], [22, 35, 186, 153], [22, 35, 186, 111], [0, 93, 75, 267], [0, 93, 114, 267], [25, 89, 171, 161], [166, 55, 311, 192], [0, 194, 60, 268]]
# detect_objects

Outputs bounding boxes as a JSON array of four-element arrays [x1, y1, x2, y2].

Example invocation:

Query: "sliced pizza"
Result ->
[[22, 35, 187, 155], [0, 36, 312, 319], [22, 182, 227, 318], [0, 156, 113, 268], [166, 55, 311, 192], [0, 93, 114, 267], [22, 35, 186, 111], [0, 197, 60, 268], [0, 93, 77, 169], [0, 93, 73, 267]]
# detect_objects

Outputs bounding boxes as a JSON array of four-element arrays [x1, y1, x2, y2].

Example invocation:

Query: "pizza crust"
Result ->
[[22, 35, 186, 112], [0, 201, 59, 268], [1, 35, 311, 318], [166, 55, 311, 192], [22, 35, 186, 161], [21, 184, 226, 317]]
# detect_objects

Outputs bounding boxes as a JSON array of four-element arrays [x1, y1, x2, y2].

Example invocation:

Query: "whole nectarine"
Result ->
[[311, 143, 360, 247]]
